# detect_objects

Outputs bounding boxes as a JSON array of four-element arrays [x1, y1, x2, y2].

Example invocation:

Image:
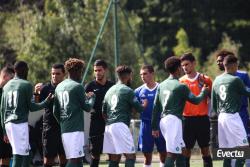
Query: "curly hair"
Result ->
[[215, 49, 235, 58], [116, 65, 132, 78], [64, 58, 85, 73]]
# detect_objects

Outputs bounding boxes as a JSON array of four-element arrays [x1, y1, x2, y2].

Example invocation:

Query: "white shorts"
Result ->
[[62, 131, 85, 159], [160, 114, 185, 154], [5, 122, 30, 155], [218, 112, 249, 148], [103, 122, 135, 154]]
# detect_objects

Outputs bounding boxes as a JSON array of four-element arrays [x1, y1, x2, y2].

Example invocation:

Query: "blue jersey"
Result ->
[[235, 70, 250, 137], [236, 70, 250, 109], [135, 83, 158, 121]]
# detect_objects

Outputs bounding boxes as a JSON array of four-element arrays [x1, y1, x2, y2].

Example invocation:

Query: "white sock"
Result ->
[[160, 162, 165, 167], [143, 165, 151, 167], [246, 159, 250, 167], [231, 159, 236, 167]]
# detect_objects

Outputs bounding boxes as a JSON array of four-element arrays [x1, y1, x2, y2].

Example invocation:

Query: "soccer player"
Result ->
[[212, 55, 250, 167], [53, 58, 95, 167], [215, 50, 250, 167], [180, 53, 213, 167], [152, 56, 208, 167], [135, 65, 166, 167], [102, 65, 145, 167], [85, 59, 114, 167], [0, 61, 52, 167], [34, 64, 67, 167], [0, 66, 14, 167]]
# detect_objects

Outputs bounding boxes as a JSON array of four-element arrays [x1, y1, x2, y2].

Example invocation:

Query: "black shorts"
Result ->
[[0, 126, 12, 158], [42, 123, 65, 158], [89, 118, 105, 156], [183, 116, 210, 149]]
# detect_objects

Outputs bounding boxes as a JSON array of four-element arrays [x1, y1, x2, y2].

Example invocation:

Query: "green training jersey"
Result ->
[[53, 78, 95, 133], [102, 82, 143, 126], [212, 73, 250, 114], [152, 76, 208, 130], [0, 77, 48, 127]]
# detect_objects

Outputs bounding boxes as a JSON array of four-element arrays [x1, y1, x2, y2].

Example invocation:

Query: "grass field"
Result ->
[[98, 160, 223, 167]]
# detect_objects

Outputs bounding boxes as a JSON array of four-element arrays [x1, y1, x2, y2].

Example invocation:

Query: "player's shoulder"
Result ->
[[135, 84, 145, 93], [236, 70, 249, 79], [85, 80, 95, 88], [179, 75, 188, 82]]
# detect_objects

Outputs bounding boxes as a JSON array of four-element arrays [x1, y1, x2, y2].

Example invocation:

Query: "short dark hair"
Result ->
[[94, 59, 108, 69], [223, 55, 238, 66], [116, 65, 132, 78], [180, 52, 195, 62], [14, 61, 28, 76], [1, 65, 14, 75], [141, 65, 154, 73], [164, 56, 181, 73], [215, 49, 235, 59], [52, 63, 65, 73], [64, 58, 85, 73]]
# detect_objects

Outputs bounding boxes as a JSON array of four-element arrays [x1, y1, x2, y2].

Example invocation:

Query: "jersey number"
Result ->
[[219, 85, 227, 101], [110, 94, 118, 111], [163, 90, 170, 107], [7, 91, 18, 109], [58, 91, 69, 110]]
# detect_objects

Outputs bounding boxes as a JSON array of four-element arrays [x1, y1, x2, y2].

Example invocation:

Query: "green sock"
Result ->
[[22, 155, 31, 167], [125, 159, 135, 167], [223, 159, 231, 167], [176, 154, 186, 167], [12, 154, 23, 167], [66, 159, 82, 167], [235, 159, 245, 167], [108, 160, 119, 167], [164, 157, 175, 167]]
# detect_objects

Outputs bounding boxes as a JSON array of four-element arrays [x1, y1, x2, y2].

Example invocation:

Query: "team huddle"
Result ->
[[0, 49, 250, 167]]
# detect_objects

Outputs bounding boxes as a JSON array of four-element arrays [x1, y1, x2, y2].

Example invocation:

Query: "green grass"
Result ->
[[98, 160, 223, 167]]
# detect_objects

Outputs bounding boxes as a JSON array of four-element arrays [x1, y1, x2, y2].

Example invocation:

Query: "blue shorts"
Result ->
[[239, 108, 250, 140], [138, 120, 166, 153]]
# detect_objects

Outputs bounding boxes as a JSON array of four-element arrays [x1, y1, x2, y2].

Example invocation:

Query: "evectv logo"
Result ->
[[217, 149, 244, 158], [212, 148, 250, 160]]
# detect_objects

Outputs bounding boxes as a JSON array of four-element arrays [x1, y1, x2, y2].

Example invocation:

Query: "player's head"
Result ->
[[0, 65, 14, 86], [164, 56, 183, 78], [116, 65, 132, 86], [215, 49, 235, 71], [180, 52, 196, 75], [14, 61, 29, 80], [64, 58, 85, 82], [93, 59, 108, 82], [51, 63, 65, 85], [140, 65, 154, 84], [223, 55, 238, 74]]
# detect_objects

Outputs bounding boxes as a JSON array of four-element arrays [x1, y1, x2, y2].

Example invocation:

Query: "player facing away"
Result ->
[[0, 61, 52, 167], [102, 65, 145, 167], [0, 66, 14, 167], [135, 65, 166, 167], [212, 55, 250, 167], [152, 56, 208, 167], [85, 59, 114, 167], [35, 64, 67, 167], [180, 53, 213, 167], [53, 58, 95, 167]]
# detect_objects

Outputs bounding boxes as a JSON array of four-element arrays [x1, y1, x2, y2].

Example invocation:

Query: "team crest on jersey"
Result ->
[[176, 147, 179, 151], [243, 139, 247, 144], [79, 151, 82, 155]]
